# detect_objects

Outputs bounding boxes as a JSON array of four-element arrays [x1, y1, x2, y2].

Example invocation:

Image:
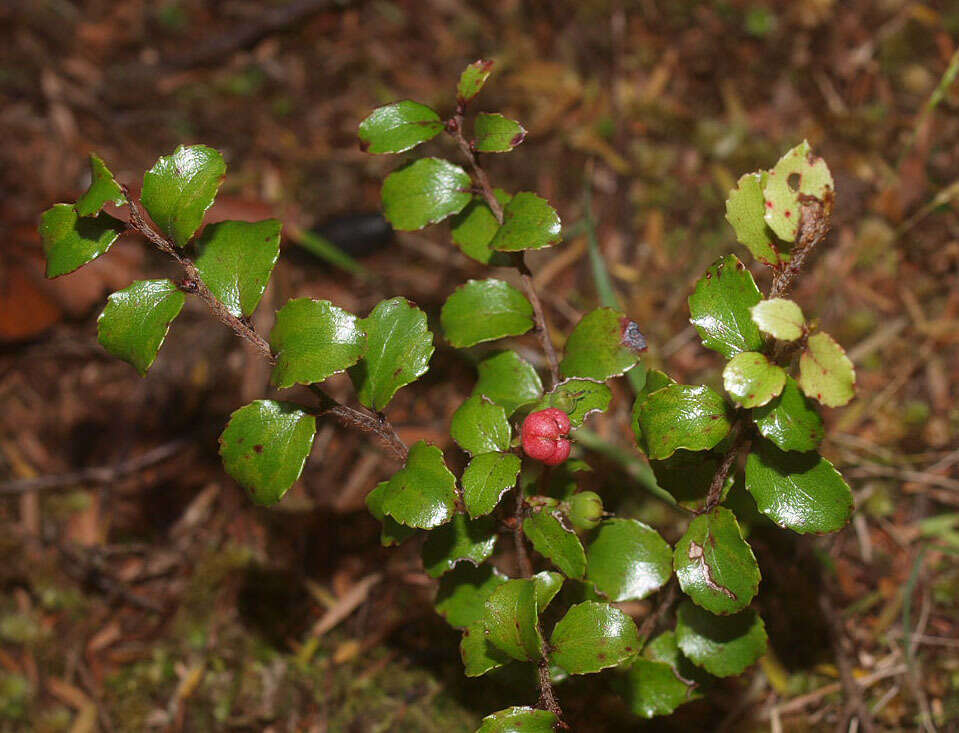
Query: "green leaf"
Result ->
[[450, 395, 512, 456], [725, 172, 782, 266], [441, 278, 533, 348], [531, 378, 612, 428], [532, 571, 563, 611], [422, 514, 498, 578], [523, 510, 587, 579], [549, 601, 640, 674], [349, 297, 434, 410], [269, 299, 366, 388], [461, 622, 511, 677], [559, 308, 645, 381], [722, 351, 786, 408], [40, 204, 126, 278], [193, 219, 281, 318], [473, 350, 543, 416], [75, 153, 126, 216], [751, 376, 823, 452], [381, 158, 472, 231], [436, 564, 508, 629], [141, 145, 226, 247], [637, 384, 733, 460], [750, 298, 805, 341], [218, 400, 316, 506], [357, 100, 443, 154], [585, 519, 673, 601], [457, 59, 494, 104], [375, 441, 458, 529], [798, 332, 856, 407], [483, 579, 542, 661], [366, 482, 417, 547], [620, 632, 705, 719], [675, 601, 767, 677], [489, 192, 562, 252], [462, 452, 521, 518], [745, 438, 853, 534], [688, 254, 764, 359], [473, 112, 527, 153], [763, 140, 834, 242], [631, 369, 675, 452], [97, 279, 185, 375], [475, 707, 558, 733], [674, 507, 760, 615], [451, 190, 514, 266]]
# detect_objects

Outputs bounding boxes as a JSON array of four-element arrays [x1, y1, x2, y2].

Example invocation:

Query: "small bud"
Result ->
[[521, 407, 572, 466], [568, 491, 603, 530]]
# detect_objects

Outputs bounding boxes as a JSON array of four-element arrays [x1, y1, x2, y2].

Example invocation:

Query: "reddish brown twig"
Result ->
[[123, 189, 408, 461]]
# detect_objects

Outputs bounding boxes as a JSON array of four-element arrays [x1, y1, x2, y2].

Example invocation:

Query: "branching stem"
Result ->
[[122, 188, 408, 461], [446, 114, 561, 387]]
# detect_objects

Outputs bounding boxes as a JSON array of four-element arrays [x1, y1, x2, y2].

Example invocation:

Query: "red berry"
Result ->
[[521, 408, 572, 466]]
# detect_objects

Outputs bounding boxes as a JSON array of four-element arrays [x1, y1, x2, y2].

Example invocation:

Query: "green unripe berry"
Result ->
[[568, 491, 603, 530]]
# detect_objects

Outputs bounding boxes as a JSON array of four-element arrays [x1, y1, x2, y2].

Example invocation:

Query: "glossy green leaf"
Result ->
[[193, 219, 281, 318], [40, 204, 126, 278], [523, 510, 586, 579], [750, 298, 805, 341], [637, 384, 733, 460], [531, 378, 612, 428], [366, 482, 416, 547], [141, 145, 225, 247], [375, 441, 458, 529], [532, 571, 563, 611], [357, 100, 443, 154], [586, 519, 673, 601], [436, 564, 508, 629], [549, 601, 640, 674], [381, 158, 472, 231], [451, 190, 514, 266], [457, 59, 494, 104], [422, 514, 497, 578], [674, 507, 760, 615], [461, 622, 511, 677], [473, 350, 543, 416], [620, 631, 705, 719], [688, 254, 764, 359], [474, 112, 527, 153], [75, 153, 126, 216], [441, 278, 533, 348], [745, 438, 853, 534], [218, 400, 316, 506], [350, 297, 434, 410], [450, 395, 511, 456], [725, 172, 782, 266], [483, 579, 542, 661], [560, 307, 645, 381], [97, 279, 185, 375], [462, 452, 521, 518], [649, 450, 720, 507], [751, 377, 823, 452], [722, 351, 786, 408], [475, 707, 558, 733], [763, 140, 834, 242], [489, 192, 562, 252], [798, 332, 856, 407], [631, 369, 675, 453], [269, 299, 366, 388], [675, 601, 767, 677]]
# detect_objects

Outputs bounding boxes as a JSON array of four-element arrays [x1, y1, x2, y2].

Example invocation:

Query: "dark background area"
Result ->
[[1, 0, 958, 730]]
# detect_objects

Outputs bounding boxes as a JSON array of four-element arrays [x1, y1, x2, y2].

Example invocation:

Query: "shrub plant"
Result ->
[[39, 60, 856, 729]]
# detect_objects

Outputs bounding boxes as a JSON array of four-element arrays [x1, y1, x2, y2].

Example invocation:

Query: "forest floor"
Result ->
[[1, 1, 958, 731]]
